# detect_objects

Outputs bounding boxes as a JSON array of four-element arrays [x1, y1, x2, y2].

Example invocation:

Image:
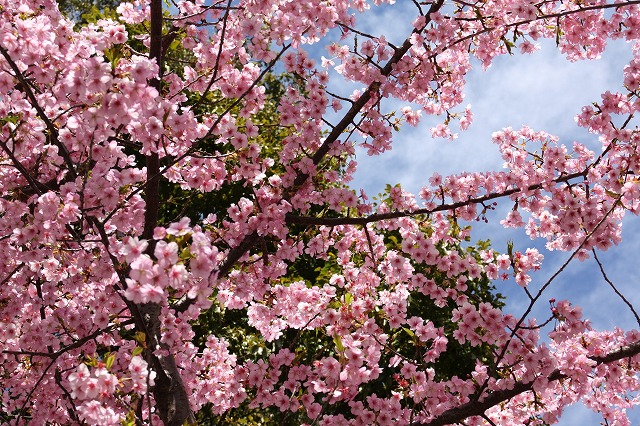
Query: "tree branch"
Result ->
[[139, 0, 196, 424], [592, 249, 640, 327], [171, 0, 446, 315], [285, 171, 586, 226], [418, 340, 640, 426], [0, 44, 77, 181]]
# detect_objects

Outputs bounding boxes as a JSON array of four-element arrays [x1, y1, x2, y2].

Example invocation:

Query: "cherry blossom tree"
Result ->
[[2, 0, 640, 424]]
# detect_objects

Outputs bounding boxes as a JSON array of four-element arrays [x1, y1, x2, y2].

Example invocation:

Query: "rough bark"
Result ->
[[139, 0, 196, 424]]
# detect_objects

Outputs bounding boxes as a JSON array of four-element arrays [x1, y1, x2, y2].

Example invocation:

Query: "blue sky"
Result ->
[[313, 2, 640, 423]]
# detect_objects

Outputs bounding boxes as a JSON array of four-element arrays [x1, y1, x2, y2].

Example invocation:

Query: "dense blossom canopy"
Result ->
[[1, 0, 640, 424]]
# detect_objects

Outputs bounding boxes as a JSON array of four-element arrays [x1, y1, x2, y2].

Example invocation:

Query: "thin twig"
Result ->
[[592, 249, 640, 327]]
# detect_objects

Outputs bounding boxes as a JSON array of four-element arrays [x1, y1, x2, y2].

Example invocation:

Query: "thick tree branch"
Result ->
[[172, 0, 446, 315], [293, 0, 445, 189], [418, 340, 640, 425], [142, 0, 164, 244], [138, 1, 196, 424], [285, 171, 586, 226], [1, 319, 135, 360], [430, 0, 640, 66]]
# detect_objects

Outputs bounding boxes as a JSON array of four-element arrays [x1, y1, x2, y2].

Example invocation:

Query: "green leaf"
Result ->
[[344, 292, 353, 305], [502, 37, 515, 54], [169, 37, 181, 52], [0, 113, 21, 126], [179, 247, 192, 261], [132, 346, 143, 357], [120, 410, 136, 426], [333, 334, 344, 353], [133, 331, 146, 344], [403, 327, 416, 338], [104, 46, 122, 67], [105, 352, 116, 370]]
